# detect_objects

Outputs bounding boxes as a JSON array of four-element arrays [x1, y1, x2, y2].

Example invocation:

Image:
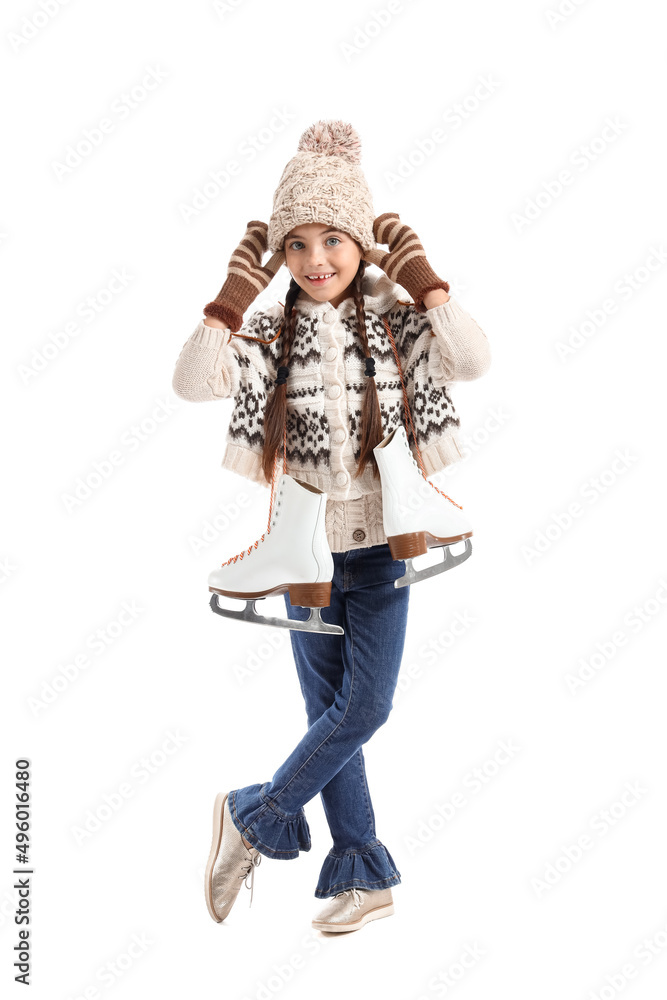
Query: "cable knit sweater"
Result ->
[[172, 271, 490, 552]]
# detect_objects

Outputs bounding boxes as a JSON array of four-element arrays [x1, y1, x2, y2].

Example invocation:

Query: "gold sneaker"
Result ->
[[312, 887, 394, 933], [204, 792, 262, 922]]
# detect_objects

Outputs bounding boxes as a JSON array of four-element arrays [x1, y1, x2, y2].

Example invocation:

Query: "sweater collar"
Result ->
[[294, 271, 404, 319]]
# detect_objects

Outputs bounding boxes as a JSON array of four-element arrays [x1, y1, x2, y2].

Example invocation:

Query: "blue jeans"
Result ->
[[227, 543, 410, 898]]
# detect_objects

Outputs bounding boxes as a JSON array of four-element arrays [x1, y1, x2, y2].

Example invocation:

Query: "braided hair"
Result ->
[[261, 277, 301, 484], [349, 260, 383, 478], [260, 258, 384, 483]]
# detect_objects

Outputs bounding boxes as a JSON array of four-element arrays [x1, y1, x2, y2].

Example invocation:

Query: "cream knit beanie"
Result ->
[[267, 120, 378, 255]]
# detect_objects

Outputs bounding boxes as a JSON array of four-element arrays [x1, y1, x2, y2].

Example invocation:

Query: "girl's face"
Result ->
[[284, 222, 362, 309]]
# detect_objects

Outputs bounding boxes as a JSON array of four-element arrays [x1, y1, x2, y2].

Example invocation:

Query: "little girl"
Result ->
[[172, 120, 491, 934]]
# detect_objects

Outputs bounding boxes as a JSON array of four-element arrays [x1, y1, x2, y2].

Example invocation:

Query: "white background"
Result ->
[[2, 0, 666, 997]]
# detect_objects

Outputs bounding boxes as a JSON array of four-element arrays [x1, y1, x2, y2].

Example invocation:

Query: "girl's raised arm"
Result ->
[[172, 221, 285, 401], [369, 213, 490, 383], [172, 319, 238, 401]]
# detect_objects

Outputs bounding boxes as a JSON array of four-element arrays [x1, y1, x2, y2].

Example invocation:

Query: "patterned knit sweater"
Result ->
[[172, 271, 490, 552]]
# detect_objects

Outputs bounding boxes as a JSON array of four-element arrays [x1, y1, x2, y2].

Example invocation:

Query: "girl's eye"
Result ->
[[287, 236, 341, 250]]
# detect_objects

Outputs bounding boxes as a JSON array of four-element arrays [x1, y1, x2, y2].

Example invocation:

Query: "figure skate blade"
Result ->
[[209, 594, 344, 635], [395, 538, 473, 588]]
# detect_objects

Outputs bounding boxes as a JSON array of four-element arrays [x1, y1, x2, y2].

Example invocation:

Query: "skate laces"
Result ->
[[382, 314, 463, 510], [219, 421, 288, 567]]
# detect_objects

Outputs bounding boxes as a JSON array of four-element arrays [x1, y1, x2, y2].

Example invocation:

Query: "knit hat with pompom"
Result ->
[[267, 120, 377, 255]]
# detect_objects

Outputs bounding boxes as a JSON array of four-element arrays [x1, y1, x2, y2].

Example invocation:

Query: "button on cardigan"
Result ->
[[172, 272, 490, 552]]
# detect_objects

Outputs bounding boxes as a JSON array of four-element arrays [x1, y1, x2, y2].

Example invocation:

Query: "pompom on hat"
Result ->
[[267, 120, 378, 255]]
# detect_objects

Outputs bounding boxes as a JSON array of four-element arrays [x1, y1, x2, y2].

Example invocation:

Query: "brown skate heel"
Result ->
[[287, 581, 332, 608], [387, 530, 473, 561], [387, 532, 427, 560]]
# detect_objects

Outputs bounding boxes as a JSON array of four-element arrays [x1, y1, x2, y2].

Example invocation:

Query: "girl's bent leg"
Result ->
[[309, 545, 409, 896], [226, 545, 409, 893], [286, 553, 408, 896], [287, 568, 378, 853]]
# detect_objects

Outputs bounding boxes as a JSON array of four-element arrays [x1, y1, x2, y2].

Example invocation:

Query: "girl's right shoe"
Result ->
[[204, 791, 262, 922]]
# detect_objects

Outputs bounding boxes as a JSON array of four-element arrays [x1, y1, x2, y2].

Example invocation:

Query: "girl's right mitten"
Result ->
[[203, 220, 285, 332]]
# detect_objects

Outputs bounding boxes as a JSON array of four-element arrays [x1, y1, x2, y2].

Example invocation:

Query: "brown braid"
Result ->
[[261, 277, 301, 483], [260, 258, 385, 484], [351, 261, 383, 479]]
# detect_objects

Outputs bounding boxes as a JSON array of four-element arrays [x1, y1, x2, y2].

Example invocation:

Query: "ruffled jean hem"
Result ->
[[227, 783, 311, 860], [314, 840, 401, 899]]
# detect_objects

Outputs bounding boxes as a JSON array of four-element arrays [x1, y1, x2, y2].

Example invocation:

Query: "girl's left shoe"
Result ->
[[311, 887, 394, 933]]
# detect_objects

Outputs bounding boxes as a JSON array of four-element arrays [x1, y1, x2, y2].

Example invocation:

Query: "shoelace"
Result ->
[[239, 849, 262, 907], [220, 321, 289, 567], [335, 887, 365, 909], [219, 425, 287, 567]]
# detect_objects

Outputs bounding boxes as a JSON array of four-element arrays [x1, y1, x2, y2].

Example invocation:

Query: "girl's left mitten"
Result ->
[[364, 212, 449, 312]]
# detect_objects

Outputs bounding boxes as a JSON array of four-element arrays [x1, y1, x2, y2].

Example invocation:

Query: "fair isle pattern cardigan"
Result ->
[[172, 271, 491, 552]]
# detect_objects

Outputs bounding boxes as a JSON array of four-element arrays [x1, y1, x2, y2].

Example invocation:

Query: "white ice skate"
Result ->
[[373, 425, 473, 588], [208, 474, 344, 635]]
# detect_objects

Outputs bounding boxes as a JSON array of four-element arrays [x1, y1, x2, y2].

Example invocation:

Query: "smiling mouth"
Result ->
[[305, 273, 336, 284]]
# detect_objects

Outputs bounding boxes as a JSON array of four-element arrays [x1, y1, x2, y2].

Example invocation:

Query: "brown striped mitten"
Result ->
[[363, 212, 449, 312], [203, 220, 286, 332]]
